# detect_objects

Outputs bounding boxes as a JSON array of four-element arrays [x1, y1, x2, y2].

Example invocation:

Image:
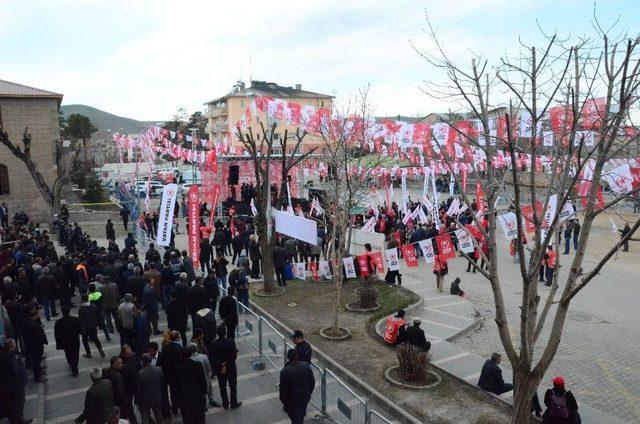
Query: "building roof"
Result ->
[[206, 80, 333, 104], [0, 79, 63, 106], [376, 115, 425, 123]]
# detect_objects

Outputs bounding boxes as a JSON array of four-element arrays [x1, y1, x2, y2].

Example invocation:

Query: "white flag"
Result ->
[[314, 198, 324, 216], [610, 217, 618, 233], [319, 260, 332, 280], [603, 164, 633, 195], [343, 257, 357, 278], [362, 216, 377, 233], [558, 202, 576, 223], [418, 239, 435, 263], [293, 263, 306, 280], [417, 206, 429, 224], [455, 229, 475, 254], [250, 199, 258, 216], [446, 198, 460, 217], [543, 194, 558, 228], [156, 184, 178, 247], [498, 212, 519, 240], [385, 248, 400, 271]]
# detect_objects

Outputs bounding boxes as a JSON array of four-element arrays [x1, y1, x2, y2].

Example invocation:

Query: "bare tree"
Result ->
[[318, 88, 386, 335], [0, 107, 67, 216], [235, 122, 315, 293], [417, 14, 640, 423]]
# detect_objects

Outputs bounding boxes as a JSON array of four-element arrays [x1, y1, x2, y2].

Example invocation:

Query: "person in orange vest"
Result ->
[[383, 309, 407, 345], [543, 245, 556, 287]]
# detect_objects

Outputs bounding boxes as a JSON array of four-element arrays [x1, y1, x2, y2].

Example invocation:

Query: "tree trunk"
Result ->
[[331, 256, 344, 332], [257, 224, 275, 293], [511, 372, 540, 424]]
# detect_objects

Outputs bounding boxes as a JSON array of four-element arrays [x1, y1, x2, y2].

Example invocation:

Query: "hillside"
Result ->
[[61, 104, 159, 136]]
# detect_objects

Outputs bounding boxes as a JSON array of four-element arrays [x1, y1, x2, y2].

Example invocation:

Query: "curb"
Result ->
[[250, 301, 423, 424]]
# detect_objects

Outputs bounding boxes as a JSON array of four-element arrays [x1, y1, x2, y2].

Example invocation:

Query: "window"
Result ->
[[0, 164, 9, 195], [241, 100, 245, 107]]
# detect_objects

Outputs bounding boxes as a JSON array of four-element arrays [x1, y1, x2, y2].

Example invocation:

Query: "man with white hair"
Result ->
[[75, 367, 115, 424]]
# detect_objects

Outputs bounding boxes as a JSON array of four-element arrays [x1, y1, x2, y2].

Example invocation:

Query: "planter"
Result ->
[[253, 286, 287, 297], [345, 301, 381, 313], [384, 365, 441, 390], [319, 326, 352, 340]]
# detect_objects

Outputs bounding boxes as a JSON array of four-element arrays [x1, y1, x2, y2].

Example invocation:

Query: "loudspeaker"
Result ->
[[228, 165, 239, 185]]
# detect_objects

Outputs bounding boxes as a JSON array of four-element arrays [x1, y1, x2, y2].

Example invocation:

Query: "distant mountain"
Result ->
[[61, 104, 160, 137]]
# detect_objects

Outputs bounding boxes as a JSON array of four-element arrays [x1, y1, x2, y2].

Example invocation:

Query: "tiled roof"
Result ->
[[206, 80, 333, 104], [0, 79, 63, 99]]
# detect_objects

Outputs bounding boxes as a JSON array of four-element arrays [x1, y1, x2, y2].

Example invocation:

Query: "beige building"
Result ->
[[0, 79, 62, 223], [205, 80, 333, 154]]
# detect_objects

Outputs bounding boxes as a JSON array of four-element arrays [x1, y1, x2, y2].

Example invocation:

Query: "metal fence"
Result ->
[[225, 290, 394, 424]]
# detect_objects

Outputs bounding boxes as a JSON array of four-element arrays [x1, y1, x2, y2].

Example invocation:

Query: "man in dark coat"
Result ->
[[21, 311, 48, 382], [136, 353, 164, 424], [185, 277, 208, 330], [36, 269, 58, 321], [279, 349, 315, 424], [208, 325, 242, 410], [120, 345, 140, 424], [175, 344, 208, 424], [54, 306, 81, 376], [273, 243, 289, 287], [158, 331, 184, 416], [291, 330, 312, 363], [0, 338, 32, 424], [218, 286, 238, 340], [477, 353, 513, 395], [78, 294, 105, 359], [405, 319, 431, 352], [101, 356, 128, 420], [165, 292, 188, 346], [75, 368, 115, 424]]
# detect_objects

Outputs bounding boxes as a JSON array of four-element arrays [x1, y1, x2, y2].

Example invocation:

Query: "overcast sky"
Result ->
[[2, 0, 638, 121]]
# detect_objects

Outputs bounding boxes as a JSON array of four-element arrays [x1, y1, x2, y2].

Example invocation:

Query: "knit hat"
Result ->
[[552, 376, 565, 386]]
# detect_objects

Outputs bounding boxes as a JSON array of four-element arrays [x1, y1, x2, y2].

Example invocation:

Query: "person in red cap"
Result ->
[[542, 376, 580, 423]]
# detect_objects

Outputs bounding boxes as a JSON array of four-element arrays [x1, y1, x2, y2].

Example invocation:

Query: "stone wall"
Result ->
[[0, 97, 59, 223]]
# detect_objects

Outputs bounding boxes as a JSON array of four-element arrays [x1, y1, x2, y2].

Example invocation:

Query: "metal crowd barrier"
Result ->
[[143, 252, 395, 424]]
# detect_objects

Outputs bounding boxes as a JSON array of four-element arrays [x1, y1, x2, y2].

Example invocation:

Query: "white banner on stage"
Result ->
[[156, 184, 178, 246], [274, 210, 318, 245]]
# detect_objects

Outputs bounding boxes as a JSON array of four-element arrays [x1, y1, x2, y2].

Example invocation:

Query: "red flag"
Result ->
[[356, 255, 370, 276], [549, 105, 574, 134], [187, 185, 201, 270], [393, 230, 402, 246], [476, 181, 485, 221], [308, 261, 319, 282], [205, 148, 218, 172], [436, 234, 456, 260], [399, 244, 419, 267], [581, 97, 606, 130], [521, 201, 543, 233], [370, 251, 385, 274]]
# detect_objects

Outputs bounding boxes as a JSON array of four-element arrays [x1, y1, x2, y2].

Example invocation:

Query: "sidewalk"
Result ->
[[376, 281, 626, 424]]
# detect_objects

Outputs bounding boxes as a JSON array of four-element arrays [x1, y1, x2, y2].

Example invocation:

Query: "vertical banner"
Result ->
[[343, 257, 357, 278], [188, 185, 201, 270], [455, 229, 475, 253], [385, 248, 400, 271], [401, 171, 408, 215], [156, 183, 178, 247], [543, 194, 558, 228], [399, 244, 419, 267], [370, 251, 385, 274], [418, 239, 436, 263], [356, 255, 370, 276]]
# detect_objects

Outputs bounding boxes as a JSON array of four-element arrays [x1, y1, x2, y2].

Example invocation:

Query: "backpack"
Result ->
[[228, 269, 240, 287], [548, 391, 569, 419]]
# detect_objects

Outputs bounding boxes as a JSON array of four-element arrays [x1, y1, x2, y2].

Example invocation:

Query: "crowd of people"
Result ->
[[0, 204, 323, 424]]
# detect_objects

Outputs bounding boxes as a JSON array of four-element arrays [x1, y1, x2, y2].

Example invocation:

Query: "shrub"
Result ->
[[397, 343, 430, 384], [358, 285, 379, 308]]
